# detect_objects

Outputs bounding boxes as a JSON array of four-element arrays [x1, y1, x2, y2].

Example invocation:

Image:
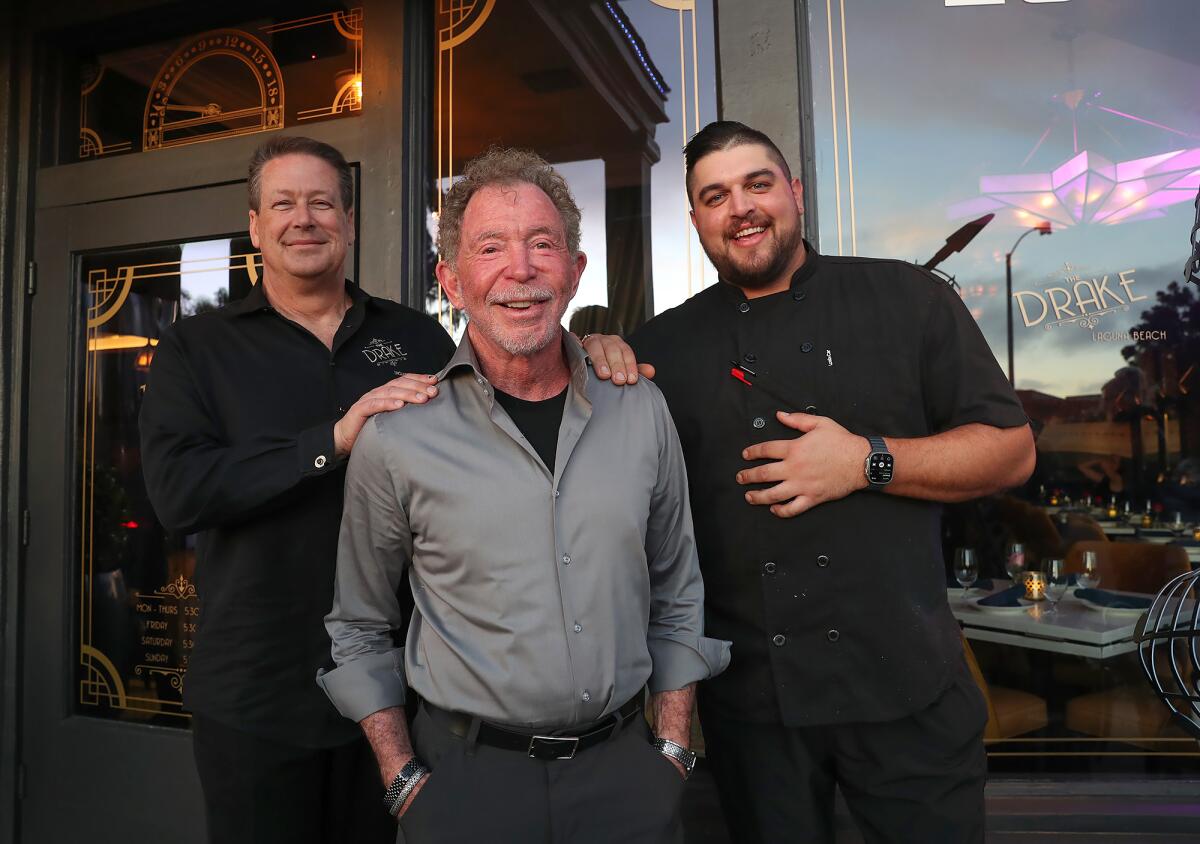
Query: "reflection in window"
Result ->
[[423, 0, 717, 337], [807, 0, 1200, 773], [76, 238, 258, 727]]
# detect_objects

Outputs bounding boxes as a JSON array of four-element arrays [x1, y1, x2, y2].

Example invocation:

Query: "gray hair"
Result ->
[[437, 146, 581, 263], [247, 135, 354, 211]]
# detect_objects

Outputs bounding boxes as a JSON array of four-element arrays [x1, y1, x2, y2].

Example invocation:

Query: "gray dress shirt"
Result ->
[[318, 332, 730, 729]]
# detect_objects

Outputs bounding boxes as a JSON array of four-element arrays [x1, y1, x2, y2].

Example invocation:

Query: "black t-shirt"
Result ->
[[631, 243, 1028, 727], [493, 386, 568, 473], [140, 281, 455, 747]]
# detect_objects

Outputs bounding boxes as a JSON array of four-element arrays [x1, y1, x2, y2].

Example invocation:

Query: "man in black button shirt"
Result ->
[[139, 136, 454, 843], [631, 122, 1036, 843]]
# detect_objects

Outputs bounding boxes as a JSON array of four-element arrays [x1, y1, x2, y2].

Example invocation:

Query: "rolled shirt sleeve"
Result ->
[[644, 389, 731, 692], [317, 417, 413, 722]]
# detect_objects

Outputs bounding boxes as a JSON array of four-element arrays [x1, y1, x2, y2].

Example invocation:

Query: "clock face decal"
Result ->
[[143, 29, 284, 152]]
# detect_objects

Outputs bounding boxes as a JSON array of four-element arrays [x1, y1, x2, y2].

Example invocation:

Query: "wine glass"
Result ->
[[1076, 550, 1100, 590], [954, 548, 978, 599], [1004, 542, 1026, 585], [1044, 558, 1069, 614]]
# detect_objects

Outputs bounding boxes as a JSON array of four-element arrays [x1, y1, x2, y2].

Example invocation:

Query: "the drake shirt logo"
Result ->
[[361, 338, 409, 366]]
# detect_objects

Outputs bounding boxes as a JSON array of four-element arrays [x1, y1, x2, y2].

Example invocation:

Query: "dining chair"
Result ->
[[962, 634, 1048, 740], [1064, 541, 1190, 594], [1057, 512, 1109, 551]]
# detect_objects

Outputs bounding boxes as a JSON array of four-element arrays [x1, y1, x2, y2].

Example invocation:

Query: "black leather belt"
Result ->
[[424, 696, 642, 760]]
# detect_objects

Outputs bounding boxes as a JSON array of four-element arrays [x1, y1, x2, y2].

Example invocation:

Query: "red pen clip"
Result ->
[[730, 367, 753, 386]]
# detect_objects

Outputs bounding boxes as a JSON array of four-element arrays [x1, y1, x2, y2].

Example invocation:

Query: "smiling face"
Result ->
[[689, 143, 806, 295], [248, 153, 354, 286], [436, 181, 585, 358]]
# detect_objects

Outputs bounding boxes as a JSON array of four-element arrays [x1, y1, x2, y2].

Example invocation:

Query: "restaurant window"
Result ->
[[806, 0, 1199, 773], [72, 6, 363, 163], [422, 0, 717, 338]]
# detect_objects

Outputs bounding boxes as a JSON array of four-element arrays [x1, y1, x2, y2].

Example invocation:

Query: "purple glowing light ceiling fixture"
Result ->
[[949, 90, 1200, 229]]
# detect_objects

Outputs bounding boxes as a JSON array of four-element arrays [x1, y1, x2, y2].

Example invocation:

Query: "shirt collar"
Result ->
[[716, 239, 821, 306], [222, 279, 370, 317], [438, 329, 592, 397]]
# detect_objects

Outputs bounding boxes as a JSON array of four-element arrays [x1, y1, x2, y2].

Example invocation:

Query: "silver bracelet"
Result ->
[[383, 758, 429, 816], [390, 768, 428, 816]]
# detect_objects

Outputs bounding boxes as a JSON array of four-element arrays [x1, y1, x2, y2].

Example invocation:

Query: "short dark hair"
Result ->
[[247, 135, 354, 211], [683, 121, 792, 203], [437, 146, 581, 263]]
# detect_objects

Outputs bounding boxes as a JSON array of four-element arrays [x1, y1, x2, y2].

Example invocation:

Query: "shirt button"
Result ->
[[772, 634, 787, 647], [314, 455, 327, 469], [752, 417, 766, 429], [793, 290, 807, 302], [562, 554, 572, 565], [801, 342, 814, 353], [581, 690, 591, 702], [827, 629, 841, 642], [743, 352, 757, 364], [763, 561, 777, 575], [805, 404, 818, 414], [573, 623, 583, 633], [553, 490, 561, 498], [476, 377, 485, 384], [816, 554, 830, 568], [738, 302, 750, 313]]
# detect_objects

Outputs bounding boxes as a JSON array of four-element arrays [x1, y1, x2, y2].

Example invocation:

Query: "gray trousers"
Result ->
[[398, 704, 686, 844]]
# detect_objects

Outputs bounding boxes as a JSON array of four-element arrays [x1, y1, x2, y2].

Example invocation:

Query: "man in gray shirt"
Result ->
[[318, 147, 729, 843]]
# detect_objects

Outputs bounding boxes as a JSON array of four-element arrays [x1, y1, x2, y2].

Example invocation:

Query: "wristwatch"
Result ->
[[864, 435, 893, 489], [653, 737, 697, 779], [383, 758, 429, 816]]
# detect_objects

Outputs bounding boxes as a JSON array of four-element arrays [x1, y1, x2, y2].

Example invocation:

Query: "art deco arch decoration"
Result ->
[[142, 29, 284, 151]]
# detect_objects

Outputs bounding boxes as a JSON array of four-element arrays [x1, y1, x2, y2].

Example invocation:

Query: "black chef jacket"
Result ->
[[630, 244, 1027, 727], [140, 281, 454, 747]]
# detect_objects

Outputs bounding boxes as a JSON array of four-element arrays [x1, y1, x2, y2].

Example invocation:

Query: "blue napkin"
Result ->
[[977, 585, 1024, 607], [1074, 588, 1152, 609], [947, 575, 993, 591]]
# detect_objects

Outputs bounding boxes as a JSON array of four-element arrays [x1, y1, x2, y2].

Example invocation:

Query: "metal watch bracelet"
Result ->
[[653, 737, 696, 779], [384, 758, 429, 816]]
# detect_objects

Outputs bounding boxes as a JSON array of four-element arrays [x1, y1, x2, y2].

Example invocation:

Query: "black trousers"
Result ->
[[191, 714, 396, 844], [699, 662, 988, 844], [397, 704, 685, 844]]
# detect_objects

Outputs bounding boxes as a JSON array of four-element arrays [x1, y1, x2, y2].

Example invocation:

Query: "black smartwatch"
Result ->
[[864, 435, 893, 489]]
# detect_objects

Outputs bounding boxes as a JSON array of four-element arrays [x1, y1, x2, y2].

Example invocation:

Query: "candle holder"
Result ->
[[1024, 571, 1046, 601]]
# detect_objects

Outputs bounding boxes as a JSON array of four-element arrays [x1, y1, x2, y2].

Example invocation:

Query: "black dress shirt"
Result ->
[[631, 244, 1028, 727], [140, 281, 454, 747]]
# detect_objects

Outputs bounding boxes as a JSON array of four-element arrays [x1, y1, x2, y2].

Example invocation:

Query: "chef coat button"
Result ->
[[744, 352, 757, 364], [581, 690, 591, 702], [827, 629, 841, 642], [738, 302, 750, 313], [562, 554, 572, 565], [763, 561, 777, 575], [793, 290, 807, 302], [553, 490, 560, 498], [752, 417, 766, 429], [574, 623, 583, 633], [801, 342, 814, 353], [805, 405, 818, 414], [772, 634, 787, 647], [314, 455, 327, 469], [816, 554, 830, 568]]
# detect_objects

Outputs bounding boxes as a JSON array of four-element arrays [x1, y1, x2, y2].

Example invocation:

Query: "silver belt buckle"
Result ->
[[528, 734, 580, 760]]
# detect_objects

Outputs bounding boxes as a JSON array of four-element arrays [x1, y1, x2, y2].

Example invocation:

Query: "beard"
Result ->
[[466, 284, 567, 356], [703, 216, 805, 291]]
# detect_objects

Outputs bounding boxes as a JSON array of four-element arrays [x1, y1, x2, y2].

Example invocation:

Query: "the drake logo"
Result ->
[[361, 338, 409, 366], [1013, 267, 1146, 331]]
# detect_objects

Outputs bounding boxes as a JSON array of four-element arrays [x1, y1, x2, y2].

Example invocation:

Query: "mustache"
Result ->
[[485, 287, 554, 305], [726, 217, 770, 237]]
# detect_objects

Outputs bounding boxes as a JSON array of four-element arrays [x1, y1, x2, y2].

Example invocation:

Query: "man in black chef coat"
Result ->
[[631, 121, 1035, 843]]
